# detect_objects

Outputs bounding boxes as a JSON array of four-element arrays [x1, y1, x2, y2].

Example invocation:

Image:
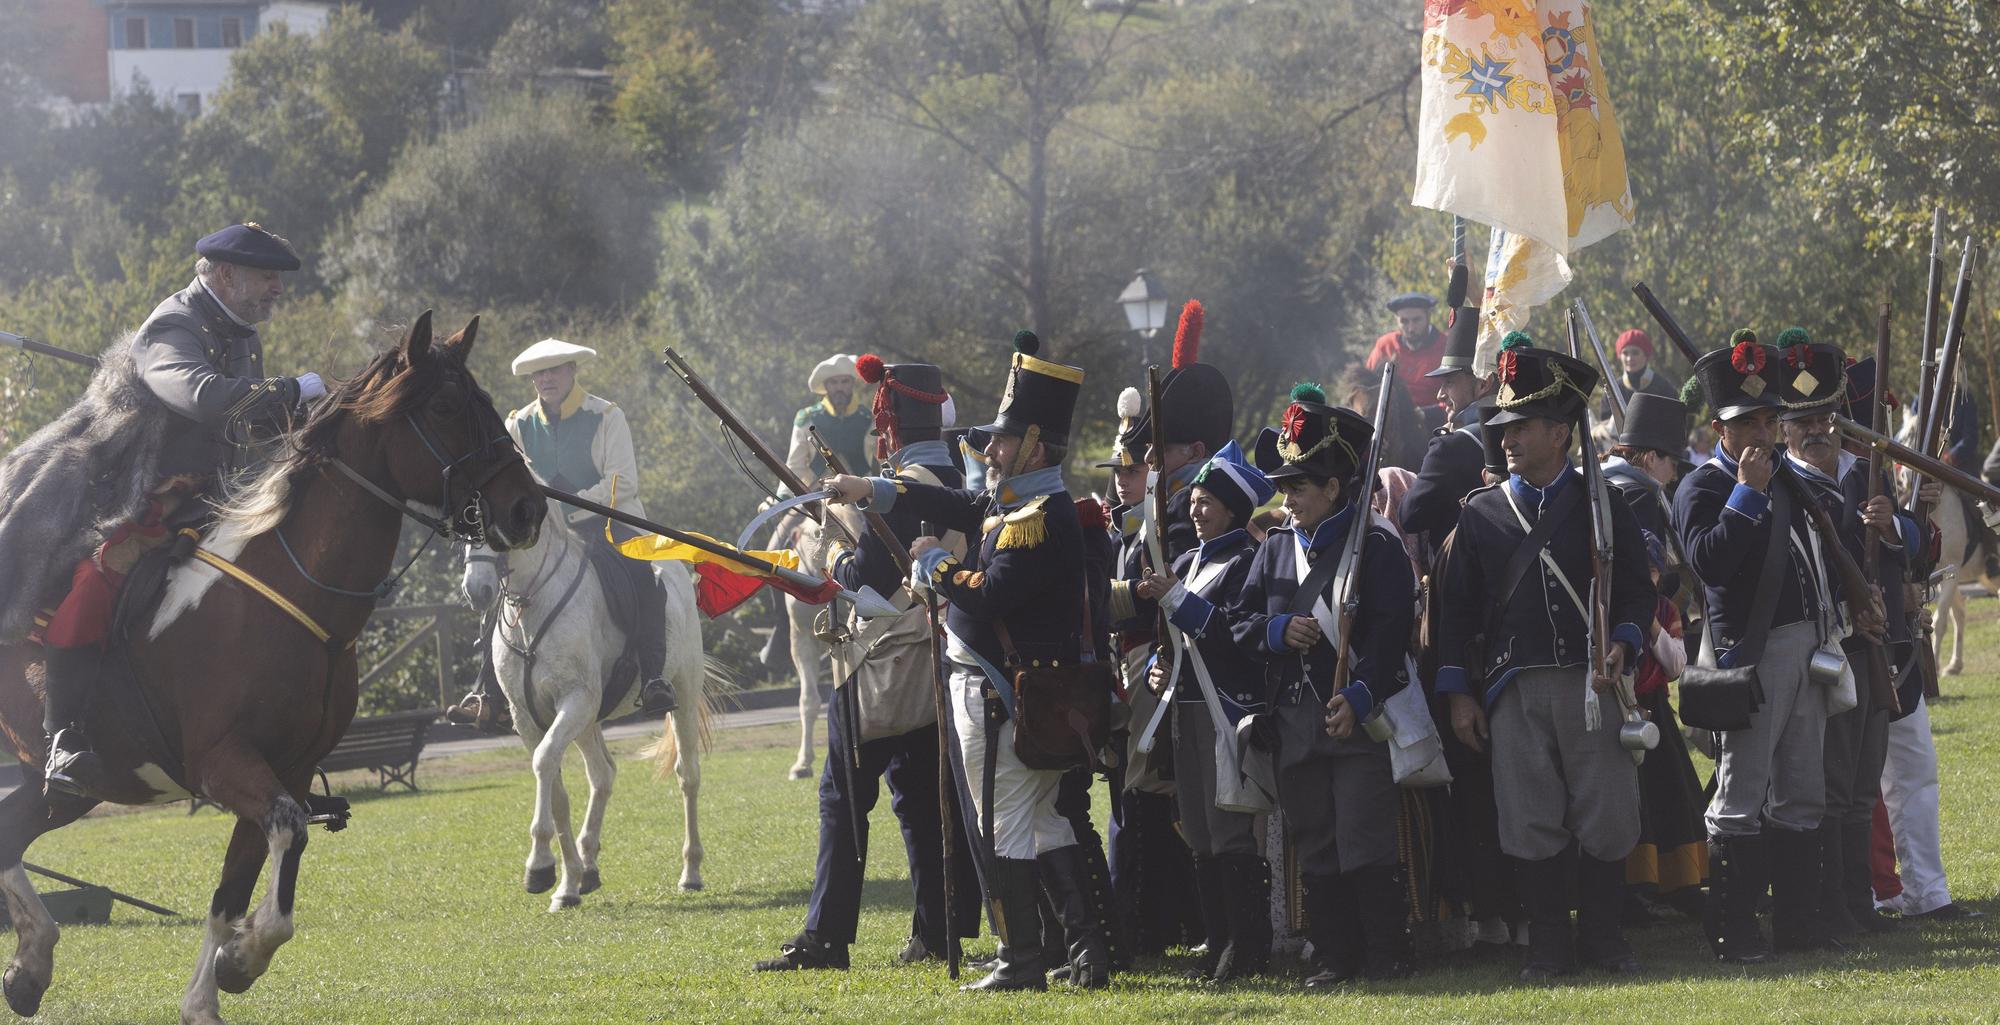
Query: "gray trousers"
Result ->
[[1272, 697, 1398, 877], [1707, 621, 1827, 837], [1170, 702, 1259, 859], [1823, 645, 1892, 828], [1491, 666, 1640, 861]]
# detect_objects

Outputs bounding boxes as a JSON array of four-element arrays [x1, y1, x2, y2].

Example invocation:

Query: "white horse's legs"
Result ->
[[575, 725, 615, 895], [0, 865, 56, 1020], [786, 594, 825, 780], [211, 798, 307, 999], [525, 697, 592, 910], [1945, 585, 1967, 675], [673, 703, 706, 891], [178, 912, 233, 1025]]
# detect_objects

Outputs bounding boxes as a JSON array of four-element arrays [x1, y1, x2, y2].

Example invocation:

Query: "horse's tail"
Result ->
[[643, 655, 734, 782]]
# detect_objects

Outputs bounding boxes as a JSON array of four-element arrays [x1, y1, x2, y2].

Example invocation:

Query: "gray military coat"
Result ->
[[130, 279, 301, 478]]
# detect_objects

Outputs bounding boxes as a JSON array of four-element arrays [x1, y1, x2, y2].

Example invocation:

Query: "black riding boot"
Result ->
[[1213, 855, 1273, 983], [42, 646, 105, 799], [1576, 854, 1642, 974], [1517, 851, 1577, 982], [1816, 822, 1862, 940], [1187, 858, 1229, 979], [1302, 873, 1362, 988], [628, 565, 677, 717], [1842, 820, 1899, 933], [962, 858, 1049, 992], [1351, 864, 1414, 981], [1707, 834, 1775, 963], [1771, 827, 1838, 952], [1038, 845, 1111, 988]]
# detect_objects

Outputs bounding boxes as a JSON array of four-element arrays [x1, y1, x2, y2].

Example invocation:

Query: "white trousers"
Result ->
[[950, 665, 1076, 859], [1879, 696, 1953, 914]]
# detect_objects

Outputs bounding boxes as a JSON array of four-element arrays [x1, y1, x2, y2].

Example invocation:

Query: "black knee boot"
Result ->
[[1037, 846, 1110, 988], [1518, 851, 1576, 982], [1707, 834, 1775, 963], [1302, 873, 1362, 988], [1771, 827, 1839, 952], [633, 575, 677, 716], [1187, 858, 1229, 979], [1842, 820, 1899, 933], [1576, 854, 1642, 973], [1816, 822, 1861, 940], [962, 858, 1048, 992], [42, 646, 105, 798], [1352, 864, 1414, 980], [1213, 855, 1272, 983]]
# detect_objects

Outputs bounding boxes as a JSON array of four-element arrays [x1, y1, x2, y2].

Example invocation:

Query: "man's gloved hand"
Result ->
[[296, 372, 327, 401]]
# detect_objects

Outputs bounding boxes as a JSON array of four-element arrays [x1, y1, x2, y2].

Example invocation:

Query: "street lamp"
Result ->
[[1118, 269, 1168, 340]]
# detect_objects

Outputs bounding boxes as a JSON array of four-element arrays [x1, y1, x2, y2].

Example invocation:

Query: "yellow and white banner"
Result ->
[[1412, 0, 1633, 370]]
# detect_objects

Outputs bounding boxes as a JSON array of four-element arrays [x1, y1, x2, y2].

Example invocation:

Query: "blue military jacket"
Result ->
[[1674, 450, 1827, 653], [1158, 529, 1263, 718], [1226, 507, 1414, 719], [131, 279, 302, 478], [1434, 468, 1653, 709], [829, 441, 963, 597], [1401, 407, 1487, 543]]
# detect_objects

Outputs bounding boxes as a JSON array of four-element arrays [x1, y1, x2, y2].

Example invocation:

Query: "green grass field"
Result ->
[[23, 608, 2000, 1024]]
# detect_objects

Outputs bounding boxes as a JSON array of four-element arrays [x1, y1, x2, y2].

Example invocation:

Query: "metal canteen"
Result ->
[[1808, 647, 1848, 688], [1619, 710, 1660, 752], [1361, 707, 1394, 743]]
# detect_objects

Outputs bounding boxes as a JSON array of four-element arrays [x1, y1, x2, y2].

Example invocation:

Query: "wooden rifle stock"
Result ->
[[1569, 309, 1616, 692], [1861, 299, 1902, 715], [1775, 466, 1899, 713], [1327, 363, 1396, 706], [1915, 209, 1946, 451], [1916, 241, 1979, 519], [1836, 415, 2000, 508]]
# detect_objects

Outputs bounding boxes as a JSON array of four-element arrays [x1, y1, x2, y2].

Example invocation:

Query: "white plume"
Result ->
[[1116, 386, 1142, 419]]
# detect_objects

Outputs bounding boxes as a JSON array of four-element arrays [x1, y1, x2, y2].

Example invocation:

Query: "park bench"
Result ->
[[316, 709, 437, 791]]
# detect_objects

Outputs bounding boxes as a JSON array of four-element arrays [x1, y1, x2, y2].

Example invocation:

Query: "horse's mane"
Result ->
[[211, 339, 458, 540]]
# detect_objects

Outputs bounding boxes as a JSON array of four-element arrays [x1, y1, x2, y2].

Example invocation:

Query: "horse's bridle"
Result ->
[[331, 402, 525, 549]]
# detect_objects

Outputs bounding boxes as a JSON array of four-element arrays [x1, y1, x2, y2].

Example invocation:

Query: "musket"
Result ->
[[1573, 300, 1626, 434], [1916, 240, 1979, 506], [1836, 415, 2000, 508], [1856, 299, 1905, 716], [1630, 282, 1705, 367], [1569, 310, 1647, 753], [1133, 362, 1182, 755], [0, 331, 98, 369], [661, 346, 825, 525], [1914, 209, 1946, 446], [1328, 362, 1395, 724], [797, 431, 874, 878]]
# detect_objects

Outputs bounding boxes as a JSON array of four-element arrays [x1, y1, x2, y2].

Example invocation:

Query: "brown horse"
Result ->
[[0, 312, 544, 1025]]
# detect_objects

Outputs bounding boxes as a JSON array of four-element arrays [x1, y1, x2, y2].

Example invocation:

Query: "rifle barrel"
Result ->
[[808, 425, 910, 576], [1630, 282, 1705, 367], [541, 484, 831, 592], [1836, 415, 2000, 508], [661, 346, 822, 521], [0, 332, 99, 368]]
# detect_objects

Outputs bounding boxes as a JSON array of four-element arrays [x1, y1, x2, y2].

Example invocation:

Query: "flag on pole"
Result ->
[[1413, 0, 1633, 371], [613, 530, 842, 618]]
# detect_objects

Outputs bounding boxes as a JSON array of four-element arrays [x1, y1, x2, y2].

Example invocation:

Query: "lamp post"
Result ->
[[1117, 268, 1168, 368]]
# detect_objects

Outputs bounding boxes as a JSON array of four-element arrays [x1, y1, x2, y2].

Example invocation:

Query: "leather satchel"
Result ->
[[1678, 476, 1788, 731], [996, 602, 1114, 772]]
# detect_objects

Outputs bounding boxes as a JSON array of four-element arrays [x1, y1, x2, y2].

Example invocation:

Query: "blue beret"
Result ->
[[195, 223, 300, 271], [1386, 292, 1437, 313]]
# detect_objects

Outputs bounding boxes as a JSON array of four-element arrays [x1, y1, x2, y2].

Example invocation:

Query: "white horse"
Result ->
[[1918, 481, 1994, 675], [463, 506, 715, 910], [778, 515, 832, 780]]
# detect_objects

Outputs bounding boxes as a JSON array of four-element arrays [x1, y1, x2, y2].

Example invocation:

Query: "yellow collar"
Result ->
[[536, 386, 587, 423], [820, 393, 860, 417]]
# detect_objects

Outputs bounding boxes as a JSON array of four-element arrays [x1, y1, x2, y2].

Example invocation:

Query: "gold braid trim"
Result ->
[[1278, 430, 1358, 469], [1498, 361, 1593, 411]]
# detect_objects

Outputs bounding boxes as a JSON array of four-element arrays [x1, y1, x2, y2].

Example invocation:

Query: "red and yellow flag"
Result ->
[[613, 530, 842, 618]]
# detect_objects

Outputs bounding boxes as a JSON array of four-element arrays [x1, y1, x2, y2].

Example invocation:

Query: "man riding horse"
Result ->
[[448, 339, 677, 730], [38, 223, 331, 799]]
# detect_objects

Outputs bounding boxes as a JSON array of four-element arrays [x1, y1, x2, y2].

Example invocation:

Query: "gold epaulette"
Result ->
[[995, 496, 1050, 550]]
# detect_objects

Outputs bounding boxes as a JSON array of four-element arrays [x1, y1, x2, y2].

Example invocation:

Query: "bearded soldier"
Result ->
[[826, 331, 1107, 991], [39, 223, 329, 797], [1435, 338, 1654, 981]]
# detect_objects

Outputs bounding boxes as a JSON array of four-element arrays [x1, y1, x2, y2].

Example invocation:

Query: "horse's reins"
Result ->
[[485, 532, 590, 735]]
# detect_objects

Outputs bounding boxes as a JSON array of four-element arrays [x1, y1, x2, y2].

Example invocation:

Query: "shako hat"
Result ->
[[1486, 332, 1600, 426], [196, 222, 300, 271], [1694, 330, 1786, 421], [1770, 330, 1848, 420], [1252, 382, 1373, 485], [1190, 439, 1275, 527], [1426, 263, 1482, 379], [1478, 405, 1509, 477], [977, 330, 1083, 447], [1841, 356, 1894, 426], [1096, 387, 1145, 469], [1618, 393, 1689, 456], [1128, 301, 1234, 455], [855, 354, 951, 459]]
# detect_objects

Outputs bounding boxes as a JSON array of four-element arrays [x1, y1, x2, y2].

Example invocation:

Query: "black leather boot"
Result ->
[[1037, 845, 1110, 989], [1842, 820, 1899, 933], [1518, 851, 1576, 982], [962, 859, 1049, 992], [1302, 873, 1362, 988], [1815, 822, 1861, 940], [1771, 827, 1841, 952], [1078, 833, 1126, 972], [1576, 854, 1642, 974], [1353, 864, 1414, 981], [42, 647, 105, 799], [752, 932, 849, 971], [1708, 834, 1775, 963], [1213, 855, 1272, 983], [1187, 858, 1229, 980]]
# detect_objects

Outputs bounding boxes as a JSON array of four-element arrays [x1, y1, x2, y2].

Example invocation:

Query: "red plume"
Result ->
[[1172, 300, 1204, 369], [855, 353, 886, 384], [1073, 496, 1110, 532]]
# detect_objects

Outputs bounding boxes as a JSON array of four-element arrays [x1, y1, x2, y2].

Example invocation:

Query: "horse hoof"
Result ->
[[212, 950, 257, 995], [788, 761, 812, 780], [579, 869, 601, 895], [550, 893, 582, 911], [525, 866, 557, 894], [680, 879, 704, 892], [3, 964, 46, 1018]]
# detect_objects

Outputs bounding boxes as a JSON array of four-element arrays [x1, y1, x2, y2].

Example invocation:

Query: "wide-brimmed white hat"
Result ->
[[512, 338, 598, 376], [809, 354, 859, 395]]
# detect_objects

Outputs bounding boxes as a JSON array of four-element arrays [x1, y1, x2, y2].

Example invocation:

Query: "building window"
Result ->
[[175, 93, 202, 118], [124, 17, 147, 49], [221, 18, 242, 48], [173, 17, 195, 48]]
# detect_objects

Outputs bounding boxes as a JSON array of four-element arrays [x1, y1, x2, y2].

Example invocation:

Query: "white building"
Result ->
[[99, 0, 331, 116]]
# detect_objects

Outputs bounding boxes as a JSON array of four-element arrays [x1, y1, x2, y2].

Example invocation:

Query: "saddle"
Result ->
[[581, 538, 644, 719]]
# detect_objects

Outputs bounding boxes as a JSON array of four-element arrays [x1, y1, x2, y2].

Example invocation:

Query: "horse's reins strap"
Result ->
[[330, 458, 449, 535], [192, 548, 349, 651]]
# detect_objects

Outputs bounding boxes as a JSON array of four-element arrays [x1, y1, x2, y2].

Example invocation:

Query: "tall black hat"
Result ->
[[1769, 330, 1848, 420], [1486, 332, 1600, 426], [855, 355, 950, 459], [1693, 330, 1785, 421], [1478, 404, 1508, 477], [1426, 263, 1482, 380], [978, 330, 1083, 447], [1619, 393, 1689, 455], [1251, 382, 1374, 485], [1841, 356, 1894, 425], [1095, 387, 1145, 469], [1128, 301, 1234, 455]]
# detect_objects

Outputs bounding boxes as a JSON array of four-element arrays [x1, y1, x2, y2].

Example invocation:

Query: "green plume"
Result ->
[[1500, 331, 1534, 351], [1290, 381, 1326, 404], [1774, 326, 1811, 348]]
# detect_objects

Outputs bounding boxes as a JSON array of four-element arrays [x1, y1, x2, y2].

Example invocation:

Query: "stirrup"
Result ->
[[639, 678, 678, 715]]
